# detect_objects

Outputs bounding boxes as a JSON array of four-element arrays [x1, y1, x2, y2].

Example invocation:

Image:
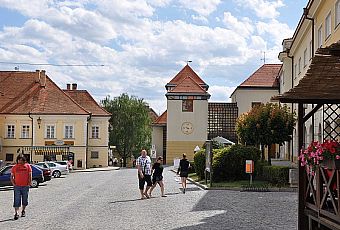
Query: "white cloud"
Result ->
[[209, 85, 235, 101], [235, 0, 284, 19], [256, 19, 293, 46], [178, 0, 221, 17], [223, 12, 254, 37]]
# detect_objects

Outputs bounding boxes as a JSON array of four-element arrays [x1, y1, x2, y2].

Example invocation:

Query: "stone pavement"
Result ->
[[0, 167, 297, 230]]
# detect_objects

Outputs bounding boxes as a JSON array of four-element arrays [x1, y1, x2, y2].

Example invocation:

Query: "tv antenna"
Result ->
[[260, 51, 266, 64], [186, 60, 192, 65]]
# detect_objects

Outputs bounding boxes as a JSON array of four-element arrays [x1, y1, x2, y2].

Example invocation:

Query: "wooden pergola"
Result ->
[[274, 42, 340, 230]]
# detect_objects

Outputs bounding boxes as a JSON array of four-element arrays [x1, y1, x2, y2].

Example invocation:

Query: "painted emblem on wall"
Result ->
[[181, 122, 193, 135]]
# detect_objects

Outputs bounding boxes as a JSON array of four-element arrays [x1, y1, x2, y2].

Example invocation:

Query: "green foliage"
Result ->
[[193, 150, 206, 180], [254, 160, 270, 179], [212, 145, 261, 182], [101, 93, 152, 166], [262, 166, 289, 186], [236, 103, 296, 163]]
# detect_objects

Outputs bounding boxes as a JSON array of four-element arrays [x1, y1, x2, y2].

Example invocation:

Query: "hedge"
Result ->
[[193, 150, 205, 180], [212, 145, 261, 182], [262, 166, 289, 186]]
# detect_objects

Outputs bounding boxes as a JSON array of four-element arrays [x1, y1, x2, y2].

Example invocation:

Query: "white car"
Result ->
[[36, 162, 69, 178]]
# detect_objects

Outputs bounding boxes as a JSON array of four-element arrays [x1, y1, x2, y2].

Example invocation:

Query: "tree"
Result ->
[[101, 93, 152, 167], [236, 103, 296, 165]]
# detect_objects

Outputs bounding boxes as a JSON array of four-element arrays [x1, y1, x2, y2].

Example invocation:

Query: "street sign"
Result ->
[[245, 160, 254, 173]]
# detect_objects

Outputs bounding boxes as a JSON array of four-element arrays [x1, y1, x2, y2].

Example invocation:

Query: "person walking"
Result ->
[[136, 149, 152, 199], [177, 153, 190, 194], [11, 155, 32, 220], [149, 156, 166, 197]]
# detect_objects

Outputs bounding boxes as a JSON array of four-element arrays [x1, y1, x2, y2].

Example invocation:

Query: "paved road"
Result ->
[[0, 167, 298, 230]]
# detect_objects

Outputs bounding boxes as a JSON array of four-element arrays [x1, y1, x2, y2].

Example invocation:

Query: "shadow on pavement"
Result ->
[[109, 198, 144, 204], [0, 218, 14, 223]]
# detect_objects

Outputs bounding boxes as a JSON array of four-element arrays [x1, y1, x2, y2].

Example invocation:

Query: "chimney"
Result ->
[[40, 70, 46, 87], [67, 84, 71, 90], [72, 83, 77, 90], [35, 70, 40, 83]]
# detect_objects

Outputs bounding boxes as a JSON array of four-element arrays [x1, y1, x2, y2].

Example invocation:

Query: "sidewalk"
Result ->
[[72, 166, 120, 173]]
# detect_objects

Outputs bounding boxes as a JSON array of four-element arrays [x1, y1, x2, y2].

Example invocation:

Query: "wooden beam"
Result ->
[[298, 103, 308, 230], [302, 104, 323, 123]]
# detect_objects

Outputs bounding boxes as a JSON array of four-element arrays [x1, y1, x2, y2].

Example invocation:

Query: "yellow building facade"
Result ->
[[0, 71, 110, 169]]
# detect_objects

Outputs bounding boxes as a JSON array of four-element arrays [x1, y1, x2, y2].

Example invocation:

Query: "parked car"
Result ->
[[55, 161, 73, 170], [36, 162, 68, 178], [0, 164, 44, 188], [35, 165, 52, 181]]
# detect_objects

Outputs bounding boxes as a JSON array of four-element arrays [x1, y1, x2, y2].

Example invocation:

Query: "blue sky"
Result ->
[[0, 0, 307, 113]]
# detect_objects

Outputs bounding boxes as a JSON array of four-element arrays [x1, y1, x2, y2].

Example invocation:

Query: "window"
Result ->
[[91, 126, 99, 139], [21, 125, 30, 138], [6, 154, 14, 161], [298, 57, 301, 74], [303, 48, 307, 67], [294, 64, 297, 79], [6, 125, 15, 138], [182, 99, 193, 112], [336, 0, 340, 27], [65, 125, 74, 139], [318, 25, 323, 48], [91, 151, 99, 159], [46, 125, 55, 139], [251, 102, 262, 108], [325, 12, 331, 38], [309, 40, 313, 59]]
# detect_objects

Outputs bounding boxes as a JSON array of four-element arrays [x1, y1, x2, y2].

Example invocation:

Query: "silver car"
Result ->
[[35, 162, 69, 178]]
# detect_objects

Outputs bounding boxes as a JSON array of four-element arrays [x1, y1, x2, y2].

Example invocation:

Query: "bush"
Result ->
[[212, 145, 261, 182], [262, 166, 289, 186], [194, 150, 205, 180], [254, 160, 269, 180]]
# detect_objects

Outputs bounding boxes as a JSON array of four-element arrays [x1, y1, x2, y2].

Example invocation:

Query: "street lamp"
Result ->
[[37, 117, 42, 129]]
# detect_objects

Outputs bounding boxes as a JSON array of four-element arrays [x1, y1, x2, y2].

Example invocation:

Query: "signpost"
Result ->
[[205, 140, 212, 187], [245, 160, 254, 185]]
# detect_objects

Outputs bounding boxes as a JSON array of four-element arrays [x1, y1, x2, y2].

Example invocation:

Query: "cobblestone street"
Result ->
[[0, 167, 297, 230]]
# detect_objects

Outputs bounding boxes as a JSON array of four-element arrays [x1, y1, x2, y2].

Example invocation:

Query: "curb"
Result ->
[[72, 167, 120, 173], [171, 169, 298, 192]]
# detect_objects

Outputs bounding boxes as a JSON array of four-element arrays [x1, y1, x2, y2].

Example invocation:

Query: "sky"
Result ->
[[0, 0, 307, 114]]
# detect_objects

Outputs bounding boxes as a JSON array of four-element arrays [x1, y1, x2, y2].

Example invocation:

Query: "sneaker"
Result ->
[[183, 188, 186, 194], [14, 213, 19, 220], [21, 211, 26, 217]]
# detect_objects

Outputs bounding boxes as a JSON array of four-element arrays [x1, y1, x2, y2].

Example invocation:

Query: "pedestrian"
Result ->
[[11, 155, 32, 220], [149, 156, 166, 197], [136, 149, 152, 199], [177, 153, 190, 194]]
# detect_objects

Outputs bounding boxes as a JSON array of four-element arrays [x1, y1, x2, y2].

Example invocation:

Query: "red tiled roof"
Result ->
[[153, 110, 167, 125], [64, 90, 111, 116], [0, 71, 89, 115], [168, 64, 207, 86], [148, 107, 159, 122], [239, 64, 281, 88], [170, 76, 206, 93]]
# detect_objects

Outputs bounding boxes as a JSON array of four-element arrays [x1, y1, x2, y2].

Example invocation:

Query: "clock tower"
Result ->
[[165, 64, 210, 163]]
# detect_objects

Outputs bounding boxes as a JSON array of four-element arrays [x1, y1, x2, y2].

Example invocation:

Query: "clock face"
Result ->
[[181, 122, 193, 135]]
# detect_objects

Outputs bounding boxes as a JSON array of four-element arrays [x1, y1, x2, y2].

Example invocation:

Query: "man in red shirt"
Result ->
[[11, 155, 32, 220]]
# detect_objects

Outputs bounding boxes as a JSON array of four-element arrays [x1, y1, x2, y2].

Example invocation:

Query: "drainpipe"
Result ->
[[28, 112, 33, 163], [287, 53, 294, 162], [304, 7, 315, 141], [86, 113, 92, 169]]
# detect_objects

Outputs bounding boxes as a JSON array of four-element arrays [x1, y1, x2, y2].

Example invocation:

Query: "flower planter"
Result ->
[[320, 159, 340, 170]]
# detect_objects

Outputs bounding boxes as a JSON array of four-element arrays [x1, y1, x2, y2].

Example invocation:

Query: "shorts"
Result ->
[[180, 171, 189, 178], [152, 175, 163, 184], [138, 174, 152, 190], [13, 186, 29, 208]]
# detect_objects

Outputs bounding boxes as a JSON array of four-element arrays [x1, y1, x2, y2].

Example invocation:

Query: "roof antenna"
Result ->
[[260, 51, 266, 64], [186, 60, 192, 65]]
